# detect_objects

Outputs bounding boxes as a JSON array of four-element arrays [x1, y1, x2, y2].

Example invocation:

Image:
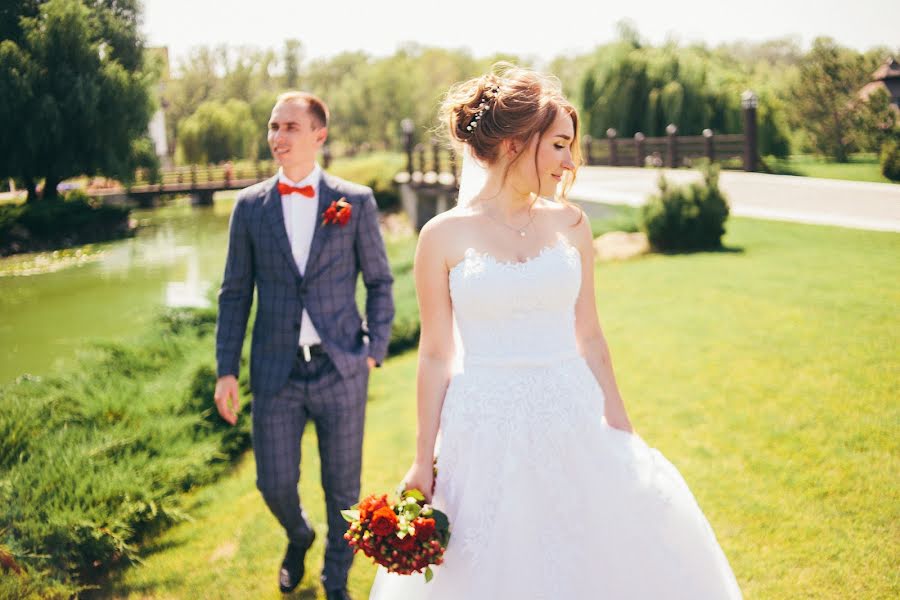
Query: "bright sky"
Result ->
[[143, 0, 899, 71]]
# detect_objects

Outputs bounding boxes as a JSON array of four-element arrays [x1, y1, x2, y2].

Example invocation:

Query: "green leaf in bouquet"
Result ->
[[431, 509, 450, 532], [340, 509, 360, 523], [402, 502, 422, 521], [425, 566, 434, 583], [403, 488, 426, 503]]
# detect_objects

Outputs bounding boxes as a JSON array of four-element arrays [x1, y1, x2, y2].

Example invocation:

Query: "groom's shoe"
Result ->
[[325, 589, 352, 600], [278, 531, 316, 593]]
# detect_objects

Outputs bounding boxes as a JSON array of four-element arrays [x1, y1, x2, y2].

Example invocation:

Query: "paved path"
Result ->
[[569, 167, 900, 232]]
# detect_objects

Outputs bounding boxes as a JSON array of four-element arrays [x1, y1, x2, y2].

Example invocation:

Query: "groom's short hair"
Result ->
[[275, 91, 329, 129]]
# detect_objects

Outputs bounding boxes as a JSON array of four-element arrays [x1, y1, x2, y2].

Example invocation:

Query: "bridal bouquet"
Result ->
[[342, 489, 450, 581]]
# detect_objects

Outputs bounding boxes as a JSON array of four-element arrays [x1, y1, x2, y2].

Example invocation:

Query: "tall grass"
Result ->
[[0, 309, 251, 597]]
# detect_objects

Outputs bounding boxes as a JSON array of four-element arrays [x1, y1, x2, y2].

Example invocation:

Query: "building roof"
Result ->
[[872, 57, 900, 81]]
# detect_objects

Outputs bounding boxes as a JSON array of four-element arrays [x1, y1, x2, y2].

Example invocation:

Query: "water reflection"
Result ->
[[166, 252, 212, 308], [0, 197, 233, 383]]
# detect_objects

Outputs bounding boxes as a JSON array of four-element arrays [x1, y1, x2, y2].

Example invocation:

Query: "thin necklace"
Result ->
[[484, 200, 536, 238]]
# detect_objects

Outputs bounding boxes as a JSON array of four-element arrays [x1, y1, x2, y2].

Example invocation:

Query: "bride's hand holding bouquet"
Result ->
[[342, 485, 450, 582]]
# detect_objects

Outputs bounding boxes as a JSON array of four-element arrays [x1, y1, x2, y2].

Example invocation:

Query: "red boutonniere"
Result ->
[[322, 197, 352, 226]]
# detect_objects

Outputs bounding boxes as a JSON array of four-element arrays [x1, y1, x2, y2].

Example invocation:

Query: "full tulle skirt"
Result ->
[[368, 357, 742, 599]]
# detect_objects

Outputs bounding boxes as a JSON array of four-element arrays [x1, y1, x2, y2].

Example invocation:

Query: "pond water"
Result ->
[[0, 197, 235, 384]]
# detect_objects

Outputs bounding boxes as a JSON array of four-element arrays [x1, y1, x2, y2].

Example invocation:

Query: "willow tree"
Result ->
[[0, 0, 154, 201]]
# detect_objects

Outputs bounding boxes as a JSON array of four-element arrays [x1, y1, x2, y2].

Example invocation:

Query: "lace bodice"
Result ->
[[449, 238, 582, 367]]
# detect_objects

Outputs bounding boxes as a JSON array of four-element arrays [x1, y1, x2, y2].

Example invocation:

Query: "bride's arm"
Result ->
[[570, 212, 634, 433], [402, 220, 456, 501]]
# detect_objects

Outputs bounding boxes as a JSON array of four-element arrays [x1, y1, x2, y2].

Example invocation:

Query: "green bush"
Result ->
[[640, 164, 730, 251], [329, 152, 405, 211], [0, 190, 132, 256], [880, 139, 900, 182]]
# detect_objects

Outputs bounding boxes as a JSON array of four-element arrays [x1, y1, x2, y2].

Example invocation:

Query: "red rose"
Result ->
[[322, 198, 352, 226], [370, 506, 399, 537], [359, 494, 389, 520], [337, 202, 352, 224], [389, 534, 418, 552], [413, 517, 436, 540]]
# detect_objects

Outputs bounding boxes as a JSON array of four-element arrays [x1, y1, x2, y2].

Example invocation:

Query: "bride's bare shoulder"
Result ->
[[417, 207, 480, 269], [419, 206, 478, 243], [538, 198, 592, 249]]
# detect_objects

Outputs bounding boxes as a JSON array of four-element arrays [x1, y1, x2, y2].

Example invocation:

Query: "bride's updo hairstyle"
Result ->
[[441, 62, 582, 200]]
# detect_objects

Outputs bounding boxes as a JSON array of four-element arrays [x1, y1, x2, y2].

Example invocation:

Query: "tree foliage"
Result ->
[[856, 88, 899, 153], [177, 99, 257, 164], [163, 28, 814, 165], [0, 0, 154, 201], [789, 37, 869, 162], [573, 30, 792, 157], [164, 44, 521, 162]]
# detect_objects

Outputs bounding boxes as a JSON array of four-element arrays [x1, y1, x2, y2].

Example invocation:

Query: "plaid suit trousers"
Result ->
[[252, 351, 369, 591]]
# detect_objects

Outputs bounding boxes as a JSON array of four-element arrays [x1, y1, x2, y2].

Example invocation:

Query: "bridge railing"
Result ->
[[131, 141, 387, 188], [133, 160, 279, 188]]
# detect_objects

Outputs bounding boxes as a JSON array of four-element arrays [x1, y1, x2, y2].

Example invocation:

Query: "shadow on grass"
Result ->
[[761, 158, 802, 177], [291, 584, 321, 599], [654, 244, 745, 256], [135, 537, 189, 558], [83, 572, 188, 599]]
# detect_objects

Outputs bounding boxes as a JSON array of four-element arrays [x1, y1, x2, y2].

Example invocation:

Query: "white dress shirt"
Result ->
[[279, 164, 322, 346]]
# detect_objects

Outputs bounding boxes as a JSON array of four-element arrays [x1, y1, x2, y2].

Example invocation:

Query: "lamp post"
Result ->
[[634, 132, 645, 167], [741, 90, 758, 172], [703, 128, 715, 163], [401, 118, 415, 174], [665, 123, 678, 168], [607, 128, 618, 167]]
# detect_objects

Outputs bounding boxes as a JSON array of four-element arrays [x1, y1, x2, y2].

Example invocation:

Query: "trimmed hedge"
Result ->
[[640, 164, 730, 251], [880, 139, 900, 182]]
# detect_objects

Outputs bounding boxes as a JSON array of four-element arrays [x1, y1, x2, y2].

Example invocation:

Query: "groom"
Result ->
[[214, 91, 394, 599]]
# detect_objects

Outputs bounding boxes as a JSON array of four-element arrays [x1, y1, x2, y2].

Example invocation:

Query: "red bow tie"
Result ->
[[278, 182, 315, 197]]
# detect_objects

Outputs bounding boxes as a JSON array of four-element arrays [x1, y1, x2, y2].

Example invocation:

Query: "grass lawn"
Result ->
[[767, 154, 895, 184], [97, 217, 899, 599]]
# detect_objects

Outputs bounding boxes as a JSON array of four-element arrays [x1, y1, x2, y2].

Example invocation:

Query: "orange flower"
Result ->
[[359, 494, 389, 521], [370, 506, 399, 536]]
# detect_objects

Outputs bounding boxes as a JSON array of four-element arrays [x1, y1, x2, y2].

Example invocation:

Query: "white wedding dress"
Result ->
[[369, 237, 742, 599]]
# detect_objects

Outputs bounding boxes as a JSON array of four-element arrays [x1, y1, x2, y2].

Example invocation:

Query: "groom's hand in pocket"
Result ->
[[214, 375, 240, 425]]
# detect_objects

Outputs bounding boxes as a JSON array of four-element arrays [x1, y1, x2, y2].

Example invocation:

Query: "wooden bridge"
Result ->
[[91, 160, 281, 207]]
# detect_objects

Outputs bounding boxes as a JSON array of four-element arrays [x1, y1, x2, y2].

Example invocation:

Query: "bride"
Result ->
[[369, 64, 742, 599]]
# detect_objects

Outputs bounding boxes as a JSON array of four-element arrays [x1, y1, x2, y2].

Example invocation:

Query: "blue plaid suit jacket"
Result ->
[[215, 172, 395, 397]]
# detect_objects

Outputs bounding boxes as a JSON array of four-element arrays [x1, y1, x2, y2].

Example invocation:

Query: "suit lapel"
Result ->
[[304, 173, 341, 277], [262, 176, 303, 281]]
